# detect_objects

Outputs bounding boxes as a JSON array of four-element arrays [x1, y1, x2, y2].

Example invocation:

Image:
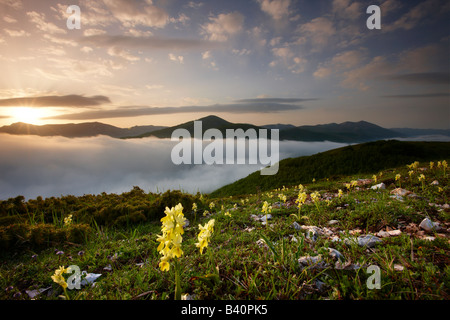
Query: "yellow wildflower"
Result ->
[[209, 202, 215, 210], [261, 201, 272, 214], [64, 214, 72, 226], [338, 189, 343, 198], [156, 203, 186, 272], [196, 219, 215, 254], [51, 266, 69, 289], [430, 162, 434, 170], [310, 191, 320, 203]]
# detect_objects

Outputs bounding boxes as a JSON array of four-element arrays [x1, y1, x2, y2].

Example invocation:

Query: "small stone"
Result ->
[[371, 183, 386, 190], [327, 220, 339, 226], [419, 218, 440, 232], [357, 234, 382, 247], [431, 180, 439, 186], [394, 264, 405, 271], [292, 221, 302, 230], [298, 255, 327, 269], [388, 230, 402, 236], [377, 230, 390, 238], [390, 188, 412, 196], [326, 247, 344, 261]]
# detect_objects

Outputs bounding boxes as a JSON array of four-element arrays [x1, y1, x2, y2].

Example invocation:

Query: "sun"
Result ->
[[11, 107, 45, 124]]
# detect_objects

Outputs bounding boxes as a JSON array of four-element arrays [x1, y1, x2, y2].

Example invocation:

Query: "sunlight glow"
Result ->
[[11, 107, 45, 124]]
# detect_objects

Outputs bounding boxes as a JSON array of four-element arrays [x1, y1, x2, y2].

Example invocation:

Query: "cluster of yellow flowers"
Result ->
[[407, 161, 420, 170], [310, 191, 321, 203], [261, 201, 272, 214], [64, 214, 72, 226], [196, 219, 215, 254], [295, 191, 307, 209], [51, 266, 68, 289], [345, 180, 358, 190], [338, 189, 344, 198], [156, 203, 187, 272], [278, 194, 287, 203]]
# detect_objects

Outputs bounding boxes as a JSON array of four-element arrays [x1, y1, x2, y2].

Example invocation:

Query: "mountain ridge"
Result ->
[[1, 115, 448, 142]]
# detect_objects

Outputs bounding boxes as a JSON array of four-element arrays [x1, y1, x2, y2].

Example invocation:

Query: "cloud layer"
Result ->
[[0, 134, 347, 200], [0, 95, 111, 107], [44, 100, 306, 120]]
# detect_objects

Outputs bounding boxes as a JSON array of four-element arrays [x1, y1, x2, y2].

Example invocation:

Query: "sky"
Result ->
[[0, 0, 449, 129]]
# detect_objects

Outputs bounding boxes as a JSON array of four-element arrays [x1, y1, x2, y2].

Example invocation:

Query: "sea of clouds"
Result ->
[[0, 134, 350, 200]]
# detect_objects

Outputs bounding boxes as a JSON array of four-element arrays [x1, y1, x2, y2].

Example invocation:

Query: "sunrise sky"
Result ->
[[0, 0, 448, 128]]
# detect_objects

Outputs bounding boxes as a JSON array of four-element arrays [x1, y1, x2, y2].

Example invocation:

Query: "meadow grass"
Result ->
[[0, 160, 448, 300]]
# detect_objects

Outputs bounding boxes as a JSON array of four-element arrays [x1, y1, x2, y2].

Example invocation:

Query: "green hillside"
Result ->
[[210, 140, 450, 197]]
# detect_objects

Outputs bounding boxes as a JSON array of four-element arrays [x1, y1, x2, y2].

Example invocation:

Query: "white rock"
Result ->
[[390, 188, 412, 196], [390, 195, 404, 202], [292, 221, 302, 230], [388, 230, 402, 236], [327, 220, 339, 226], [377, 230, 390, 238], [298, 255, 327, 269], [80, 271, 102, 286], [357, 235, 382, 247], [419, 218, 440, 232], [326, 247, 344, 261], [371, 183, 386, 190], [431, 180, 439, 186], [394, 264, 405, 271]]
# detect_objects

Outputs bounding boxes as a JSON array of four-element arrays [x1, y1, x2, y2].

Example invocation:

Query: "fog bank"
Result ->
[[0, 134, 347, 200]]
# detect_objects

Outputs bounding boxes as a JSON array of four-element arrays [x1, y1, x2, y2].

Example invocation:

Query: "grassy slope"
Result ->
[[210, 140, 450, 197], [0, 145, 449, 301]]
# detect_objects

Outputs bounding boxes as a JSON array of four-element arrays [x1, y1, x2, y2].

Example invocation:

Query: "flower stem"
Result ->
[[174, 259, 181, 300]]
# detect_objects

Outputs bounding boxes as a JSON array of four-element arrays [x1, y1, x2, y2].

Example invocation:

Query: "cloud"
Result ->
[[235, 98, 317, 103], [107, 46, 140, 61], [0, 134, 347, 200], [0, 95, 111, 107], [383, 0, 450, 32], [26, 11, 67, 35], [201, 11, 244, 42], [102, 0, 169, 28], [296, 17, 336, 51], [270, 46, 308, 74], [257, 0, 291, 20], [44, 101, 304, 120], [4, 29, 30, 37], [382, 93, 450, 98], [314, 49, 367, 79], [384, 72, 450, 85], [82, 34, 219, 51], [0, 0, 23, 10], [168, 53, 184, 64], [332, 0, 362, 20]]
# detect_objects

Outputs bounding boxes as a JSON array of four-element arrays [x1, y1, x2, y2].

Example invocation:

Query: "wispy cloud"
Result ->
[[0, 95, 111, 107], [382, 93, 450, 98], [234, 98, 317, 103], [82, 34, 220, 51], [44, 101, 305, 120], [384, 72, 450, 85]]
